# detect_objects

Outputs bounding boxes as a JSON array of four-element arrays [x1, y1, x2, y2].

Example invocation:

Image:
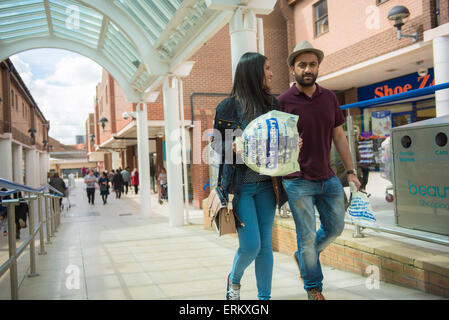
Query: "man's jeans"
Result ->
[[230, 181, 276, 300], [282, 176, 345, 292]]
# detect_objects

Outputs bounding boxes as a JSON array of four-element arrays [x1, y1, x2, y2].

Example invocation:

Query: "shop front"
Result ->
[[350, 68, 437, 171]]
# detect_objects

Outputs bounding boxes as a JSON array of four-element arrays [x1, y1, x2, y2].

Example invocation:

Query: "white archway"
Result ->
[[0, 36, 141, 102]]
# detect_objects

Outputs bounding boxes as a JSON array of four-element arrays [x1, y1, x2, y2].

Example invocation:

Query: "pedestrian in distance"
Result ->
[[13, 192, 29, 240], [158, 167, 167, 205], [131, 168, 139, 195], [49, 172, 67, 210], [121, 167, 131, 195], [84, 170, 98, 205], [278, 41, 361, 300], [112, 169, 125, 199], [99, 172, 110, 205], [0, 188, 10, 237], [212, 52, 302, 300]]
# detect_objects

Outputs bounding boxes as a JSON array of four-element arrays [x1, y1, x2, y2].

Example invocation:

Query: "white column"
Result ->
[[136, 102, 152, 218], [229, 7, 258, 79], [433, 36, 449, 117], [25, 148, 38, 188], [178, 78, 190, 225], [0, 138, 13, 181], [35, 151, 41, 188], [39, 152, 47, 186], [162, 77, 185, 227], [12, 144, 23, 184]]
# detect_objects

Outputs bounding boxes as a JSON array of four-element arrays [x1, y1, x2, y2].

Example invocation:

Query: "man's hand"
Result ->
[[347, 173, 361, 191]]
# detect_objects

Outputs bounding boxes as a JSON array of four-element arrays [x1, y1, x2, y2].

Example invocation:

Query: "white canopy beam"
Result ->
[[76, 0, 169, 76]]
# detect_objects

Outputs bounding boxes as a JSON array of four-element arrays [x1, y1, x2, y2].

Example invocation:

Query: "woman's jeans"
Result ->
[[230, 181, 276, 300], [282, 176, 345, 292]]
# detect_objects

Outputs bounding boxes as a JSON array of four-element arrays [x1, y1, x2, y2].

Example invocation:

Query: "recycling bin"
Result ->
[[391, 114, 449, 236]]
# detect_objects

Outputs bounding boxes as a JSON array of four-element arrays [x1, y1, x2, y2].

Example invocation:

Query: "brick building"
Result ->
[[48, 136, 95, 178], [0, 58, 50, 187]]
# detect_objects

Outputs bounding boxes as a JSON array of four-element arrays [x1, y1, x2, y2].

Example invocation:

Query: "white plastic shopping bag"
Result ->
[[235, 110, 300, 176], [347, 182, 376, 224]]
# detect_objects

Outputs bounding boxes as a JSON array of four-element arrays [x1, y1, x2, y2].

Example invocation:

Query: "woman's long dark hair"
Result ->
[[231, 52, 272, 123]]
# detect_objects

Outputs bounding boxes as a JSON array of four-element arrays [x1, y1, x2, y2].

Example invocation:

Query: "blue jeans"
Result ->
[[282, 176, 345, 292], [230, 181, 276, 300]]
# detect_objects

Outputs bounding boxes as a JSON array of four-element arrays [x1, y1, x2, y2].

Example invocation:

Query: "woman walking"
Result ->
[[131, 168, 139, 195], [99, 172, 110, 205], [212, 52, 302, 300]]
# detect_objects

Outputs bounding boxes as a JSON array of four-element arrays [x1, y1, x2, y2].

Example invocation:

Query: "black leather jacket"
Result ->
[[211, 96, 288, 215]]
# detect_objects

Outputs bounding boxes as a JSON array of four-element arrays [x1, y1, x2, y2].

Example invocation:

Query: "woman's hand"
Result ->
[[298, 136, 303, 153]]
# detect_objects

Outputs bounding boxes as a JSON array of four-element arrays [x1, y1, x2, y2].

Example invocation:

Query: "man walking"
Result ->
[[84, 170, 97, 205], [121, 167, 131, 195], [278, 41, 361, 300]]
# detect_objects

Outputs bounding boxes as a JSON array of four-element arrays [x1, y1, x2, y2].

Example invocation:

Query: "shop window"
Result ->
[[314, 0, 328, 37], [392, 112, 412, 128]]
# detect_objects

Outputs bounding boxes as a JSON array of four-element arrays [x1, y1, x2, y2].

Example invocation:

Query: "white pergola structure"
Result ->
[[0, 0, 276, 226]]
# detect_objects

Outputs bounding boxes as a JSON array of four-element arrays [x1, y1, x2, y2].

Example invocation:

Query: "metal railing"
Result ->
[[281, 82, 449, 247], [0, 178, 64, 300]]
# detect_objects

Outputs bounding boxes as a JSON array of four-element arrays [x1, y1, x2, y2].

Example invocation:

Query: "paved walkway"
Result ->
[[0, 179, 445, 300]]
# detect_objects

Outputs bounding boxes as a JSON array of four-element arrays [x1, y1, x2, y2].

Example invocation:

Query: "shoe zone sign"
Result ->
[[357, 68, 435, 101]]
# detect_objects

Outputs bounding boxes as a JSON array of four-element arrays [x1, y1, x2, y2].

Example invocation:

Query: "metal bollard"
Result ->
[[44, 196, 51, 244], [28, 197, 39, 277], [38, 195, 46, 255], [7, 203, 19, 300], [353, 224, 365, 238]]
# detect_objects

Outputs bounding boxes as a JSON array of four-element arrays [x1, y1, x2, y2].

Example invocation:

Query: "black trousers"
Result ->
[[124, 182, 129, 194], [86, 188, 95, 204]]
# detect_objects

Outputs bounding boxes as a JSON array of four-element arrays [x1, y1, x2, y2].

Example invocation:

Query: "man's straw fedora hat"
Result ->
[[287, 40, 324, 66]]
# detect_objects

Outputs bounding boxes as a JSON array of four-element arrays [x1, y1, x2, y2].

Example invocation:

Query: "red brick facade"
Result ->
[[1, 59, 48, 151]]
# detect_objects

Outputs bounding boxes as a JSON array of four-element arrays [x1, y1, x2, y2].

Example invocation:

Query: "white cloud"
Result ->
[[11, 50, 102, 145], [9, 55, 33, 88]]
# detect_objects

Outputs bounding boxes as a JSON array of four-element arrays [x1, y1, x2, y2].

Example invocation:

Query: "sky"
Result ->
[[10, 49, 103, 145]]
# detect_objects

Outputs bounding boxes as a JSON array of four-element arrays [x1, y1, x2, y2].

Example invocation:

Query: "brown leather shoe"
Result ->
[[307, 288, 325, 300]]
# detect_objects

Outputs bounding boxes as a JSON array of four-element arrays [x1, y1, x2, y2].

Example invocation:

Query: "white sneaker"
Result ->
[[226, 274, 241, 300]]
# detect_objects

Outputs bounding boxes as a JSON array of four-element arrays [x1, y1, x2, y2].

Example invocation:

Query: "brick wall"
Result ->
[[272, 218, 449, 298]]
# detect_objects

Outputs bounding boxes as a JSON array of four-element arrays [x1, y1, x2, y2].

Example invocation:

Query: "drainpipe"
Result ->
[[189, 92, 229, 125]]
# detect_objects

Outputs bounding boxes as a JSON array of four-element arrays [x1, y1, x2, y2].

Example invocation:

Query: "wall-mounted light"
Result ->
[[49, 145, 54, 151], [28, 128, 36, 137], [42, 139, 48, 148], [132, 60, 141, 68], [387, 5, 418, 42], [89, 133, 95, 144], [98, 117, 108, 132]]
